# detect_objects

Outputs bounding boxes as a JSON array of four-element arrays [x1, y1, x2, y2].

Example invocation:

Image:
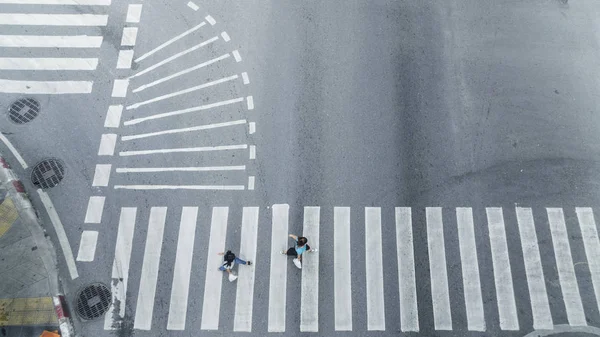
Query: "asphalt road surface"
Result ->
[[2, 0, 600, 336]]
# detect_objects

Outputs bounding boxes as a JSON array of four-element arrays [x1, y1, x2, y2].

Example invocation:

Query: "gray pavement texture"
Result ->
[[2, 0, 600, 337]]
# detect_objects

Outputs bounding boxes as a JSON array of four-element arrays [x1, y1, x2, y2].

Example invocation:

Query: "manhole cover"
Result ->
[[31, 159, 65, 189], [75, 283, 111, 320], [8, 98, 40, 124]]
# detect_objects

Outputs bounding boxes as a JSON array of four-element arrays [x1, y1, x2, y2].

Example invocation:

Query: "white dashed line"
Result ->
[[114, 185, 245, 190], [247, 96, 254, 110], [126, 4, 143, 23], [0, 35, 102, 48], [205, 15, 216, 25], [105, 105, 123, 128], [116, 50, 134, 69], [119, 144, 248, 157], [242, 72, 250, 84], [121, 27, 138, 46], [84, 196, 105, 223], [134, 22, 206, 63], [122, 120, 247, 141], [249, 122, 256, 134], [0, 57, 98, 70], [249, 145, 256, 159], [0, 13, 107, 26], [221, 32, 230, 42], [187, 1, 199, 11], [0, 79, 92, 94], [111, 79, 129, 97], [92, 164, 112, 187], [98, 134, 117, 156], [248, 176, 255, 190], [232, 50, 242, 62], [116, 166, 245, 173], [76, 230, 99, 262]]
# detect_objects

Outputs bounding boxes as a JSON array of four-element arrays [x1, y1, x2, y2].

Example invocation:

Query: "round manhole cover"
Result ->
[[75, 283, 111, 320], [8, 98, 40, 124], [31, 159, 65, 189]]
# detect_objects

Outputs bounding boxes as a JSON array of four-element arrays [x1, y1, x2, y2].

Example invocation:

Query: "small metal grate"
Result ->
[[75, 283, 112, 320], [8, 98, 40, 124], [31, 159, 65, 189]]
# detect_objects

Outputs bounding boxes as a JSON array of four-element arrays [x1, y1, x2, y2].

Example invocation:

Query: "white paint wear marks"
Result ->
[[547, 208, 586, 326], [334, 207, 352, 331], [131, 36, 218, 78], [221, 31, 230, 42], [0, 132, 28, 169], [187, 1, 199, 11], [116, 50, 134, 69], [0, 57, 97, 70], [301, 207, 320, 332], [395, 207, 419, 332], [122, 120, 247, 141], [111, 79, 129, 97], [233, 207, 259, 332], [365, 207, 385, 331], [127, 75, 238, 109], [134, 207, 167, 330], [98, 134, 117, 156], [167, 207, 198, 330], [37, 189, 78, 279], [0, 35, 102, 48], [205, 15, 216, 25], [456, 207, 485, 331], [426, 207, 452, 330], [114, 185, 245, 190], [249, 145, 256, 159], [249, 122, 256, 134], [247, 96, 254, 110], [201, 207, 229, 330], [104, 208, 136, 330], [126, 4, 143, 23], [75, 230, 98, 262], [105, 105, 123, 128], [232, 50, 242, 62], [84, 196, 105, 223], [125, 97, 244, 125], [133, 54, 230, 93], [135, 22, 206, 62], [486, 207, 519, 330], [576, 208, 600, 315], [247, 176, 255, 190], [121, 27, 138, 46], [92, 164, 111, 187], [119, 144, 247, 157], [242, 72, 249, 84], [116, 166, 245, 173], [268, 204, 289, 332], [0, 14, 108, 26], [0, 79, 92, 94], [516, 207, 553, 330]]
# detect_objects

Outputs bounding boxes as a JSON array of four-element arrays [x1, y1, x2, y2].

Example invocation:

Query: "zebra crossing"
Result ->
[[0, 0, 110, 94], [101, 205, 600, 333]]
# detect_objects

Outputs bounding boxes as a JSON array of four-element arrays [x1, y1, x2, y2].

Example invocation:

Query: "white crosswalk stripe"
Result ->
[[103, 205, 600, 333]]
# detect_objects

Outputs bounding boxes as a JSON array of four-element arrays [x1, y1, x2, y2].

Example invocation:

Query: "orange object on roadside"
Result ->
[[39, 330, 60, 337]]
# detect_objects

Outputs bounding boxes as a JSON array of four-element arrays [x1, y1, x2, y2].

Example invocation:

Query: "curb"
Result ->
[[0, 155, 75, 337]]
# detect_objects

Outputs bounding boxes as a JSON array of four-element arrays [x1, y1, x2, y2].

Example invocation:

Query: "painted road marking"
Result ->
[[125, 97, 244, 124], [127, 75, 238, 109], [111, 79, 129, 97], [126, 4, 143, 23], [0, 132, 28, 169], [92, 164, 111, 187], [0, 35, 102, 48], [131, 36, 218, 78], [0, 57, 97, 70], [249, 145, 256, 159], [576, 208, 600, 316], [516, 207, 552, 330], [84, 196, 105, 223], [0, 13, 108, 26], [301, 207, 320, 332], [98, 134, 117, 156], [76, 230, 98, 262], [249, 122, 256, 134], [365, 207, 385, 331], [396, 207, 419, 332], [247, 176, 255, 190], [167, 207, 198, 330], [187, 1, 199, 11], [486, 207, 519, 330], [0, 0, 111, 4], [334, 207, 352, 331], [456, 207, 485, 331], [121, 27, 138, 46], [547, 208, 586, 326], [116, 50, 134, 69], [114, 185, 245, 190], [116, 166, 245, 173], [201, 207, 229, 330], [119, 144, 248, 157], [122, 120, 247, 141], [426, 207, 452, 330], [205, 15, 216, 25], [247, 96, 254, 110], [132, 54, 230, 93], [232, 50, 242, 62], [37, 189, 78, 279], [134, 207, 167, 330], [0, 79, 92, 94], [233, 207, 259, 332], [134, 22, 206, 62], [105, 105, 123, 128], [105, 207, 136, 330], [242, 72, 250, 84], [221, 32, 230, 42], [268, 204, 289, 332]]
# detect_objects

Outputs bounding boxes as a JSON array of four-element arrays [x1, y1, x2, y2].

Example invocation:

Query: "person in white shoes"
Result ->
[[218, 250, 252, 282], [281, 234, 317, 269]]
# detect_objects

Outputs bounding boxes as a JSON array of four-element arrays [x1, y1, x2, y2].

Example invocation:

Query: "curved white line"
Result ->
[[0, 132, 28, 169]]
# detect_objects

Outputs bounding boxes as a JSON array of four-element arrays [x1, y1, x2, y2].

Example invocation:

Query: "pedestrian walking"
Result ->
[[281, 234, 317, 269], [218, 250, 252, 282]]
